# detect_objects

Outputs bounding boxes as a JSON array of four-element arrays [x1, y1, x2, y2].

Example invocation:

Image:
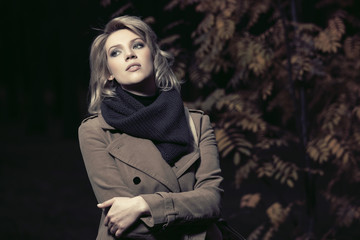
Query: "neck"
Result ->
[[121, 76, 157, 97]]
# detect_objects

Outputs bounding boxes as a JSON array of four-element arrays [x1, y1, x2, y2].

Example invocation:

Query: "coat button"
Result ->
[[133, 177, 141, 185]]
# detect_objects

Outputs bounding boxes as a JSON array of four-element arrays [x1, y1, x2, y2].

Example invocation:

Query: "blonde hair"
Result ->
[[88, 15, 180, 114]]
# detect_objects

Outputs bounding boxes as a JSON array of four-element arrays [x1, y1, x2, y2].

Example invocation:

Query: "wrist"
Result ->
[[135, 196, 151, 216]]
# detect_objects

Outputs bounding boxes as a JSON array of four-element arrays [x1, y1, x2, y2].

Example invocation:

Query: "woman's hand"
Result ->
[[97, 196, 150, 237]]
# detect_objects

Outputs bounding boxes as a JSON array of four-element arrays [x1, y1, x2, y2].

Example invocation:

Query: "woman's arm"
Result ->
[[78, 118, 151, 237], [140, 114, 223, 229], [78, 118, 134, 202]]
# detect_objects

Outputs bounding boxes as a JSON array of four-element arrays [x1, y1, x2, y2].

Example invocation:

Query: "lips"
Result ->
[[126, 63, 141, 71]]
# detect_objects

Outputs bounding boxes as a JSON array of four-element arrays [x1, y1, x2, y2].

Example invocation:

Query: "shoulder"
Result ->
[[81, 114, 99, 123], [186, 108, 213, 132], [78, 113, 116, 140], [78, 114, 102, 138], [80, 114, 99, 128], [187, 109, 204, 122], [188, 108, 204, 115], [189, 108, 213, 129]]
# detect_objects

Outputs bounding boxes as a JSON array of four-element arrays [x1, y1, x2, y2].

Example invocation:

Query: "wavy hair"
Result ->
[[88, 15, 180, 114]]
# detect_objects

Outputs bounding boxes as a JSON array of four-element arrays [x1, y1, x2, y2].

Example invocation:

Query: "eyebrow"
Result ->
[[107, 37, 143, 55]]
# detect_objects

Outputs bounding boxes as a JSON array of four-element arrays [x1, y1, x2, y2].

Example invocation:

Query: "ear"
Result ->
[[108, 75, 114, 80]]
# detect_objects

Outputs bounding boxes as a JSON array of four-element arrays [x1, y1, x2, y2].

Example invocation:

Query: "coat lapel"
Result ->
[[107, 134, 181, 193], [173, 149, 200, 178]]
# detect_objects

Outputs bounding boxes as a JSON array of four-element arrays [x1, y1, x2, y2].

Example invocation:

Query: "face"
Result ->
[[105, 29, 156, 96]]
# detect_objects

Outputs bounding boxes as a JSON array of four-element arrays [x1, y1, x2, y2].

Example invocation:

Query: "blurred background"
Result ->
[[1, 0, 360, 239]]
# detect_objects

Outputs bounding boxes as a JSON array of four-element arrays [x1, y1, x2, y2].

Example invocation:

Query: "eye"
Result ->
[[133, 42, 145, 49], [110, 49, 121, 57]]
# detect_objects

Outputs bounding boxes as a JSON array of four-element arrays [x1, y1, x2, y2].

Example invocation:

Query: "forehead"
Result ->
[[105, 29, 142, 49]]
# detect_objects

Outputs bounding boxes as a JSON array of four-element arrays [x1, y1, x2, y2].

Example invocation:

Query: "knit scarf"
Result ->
[[100, 85, 192, 165]]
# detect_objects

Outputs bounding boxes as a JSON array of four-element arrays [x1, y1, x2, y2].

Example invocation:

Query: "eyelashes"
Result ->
[[133, 42, 144, 49], [109, 41, 145, 57], [110, 50, 121, 57]]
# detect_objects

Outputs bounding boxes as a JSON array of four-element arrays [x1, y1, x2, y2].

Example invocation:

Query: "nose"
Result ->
[[125, 50, 137, 61]]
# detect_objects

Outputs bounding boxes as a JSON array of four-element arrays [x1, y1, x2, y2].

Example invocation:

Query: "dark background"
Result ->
[[1, 1, 102, 238]]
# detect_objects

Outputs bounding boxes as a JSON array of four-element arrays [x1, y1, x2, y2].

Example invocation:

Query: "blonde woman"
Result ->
[[78, 15, 223, 239]]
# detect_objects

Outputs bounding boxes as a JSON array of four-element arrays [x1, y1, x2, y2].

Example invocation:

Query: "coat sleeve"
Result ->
[[78, 118, 135, 203], [140, 114, 224, 229], [79, 118, 160, 239]]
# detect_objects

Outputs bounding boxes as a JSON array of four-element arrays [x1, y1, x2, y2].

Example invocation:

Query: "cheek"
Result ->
[[146, 53, 154, 70], [107, 59, 119, 74]]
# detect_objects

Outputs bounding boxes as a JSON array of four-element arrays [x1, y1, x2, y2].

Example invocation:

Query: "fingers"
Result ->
[[104, 213, 124, 235], [97, 197, 116, 208], [100, 197, 139, 237], [108, 221, 124, 237], [115, 229, 122, 237], [109, 222, 117, 234], [104, 215, 110, 227]]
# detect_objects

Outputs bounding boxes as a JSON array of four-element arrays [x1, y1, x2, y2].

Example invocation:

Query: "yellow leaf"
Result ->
[[266, 202, 283, 229], [197, 14, 215, 34], [217, 137, 232, 149], [158, 35, 181, 47], [329, 138, 337, 149], [324, 134, 332, 143], [266, 202, 292, 230], [335, 146, 344, 158], [307, 145, 319, 161], [223, 8, 233, 18], [222, 144, 234, 157], [319, 151, 330, 164], [263, 227, 275, 240], [238, 147, 251, 156], [233, 152, 241, 165], [331, 142, 341, 156], [328, 17, 345, 40], [216, 17, 224, 29], [292, 170, 298, 181], [287, 179, 294, 188], [343, 152, 349, 164], [240, 193, 261, 208]]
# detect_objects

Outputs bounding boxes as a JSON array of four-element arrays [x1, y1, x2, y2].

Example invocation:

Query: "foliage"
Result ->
[[100, 0, 360, 239]]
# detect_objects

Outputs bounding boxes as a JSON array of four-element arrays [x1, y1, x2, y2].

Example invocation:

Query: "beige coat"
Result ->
[[78, 108, 223, 240]]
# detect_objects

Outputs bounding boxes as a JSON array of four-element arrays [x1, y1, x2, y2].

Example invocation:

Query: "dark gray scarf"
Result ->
[[100, 85, 192, 165]]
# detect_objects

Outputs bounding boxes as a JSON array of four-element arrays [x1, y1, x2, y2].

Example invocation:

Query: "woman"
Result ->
[[78, 15, 223, 240]]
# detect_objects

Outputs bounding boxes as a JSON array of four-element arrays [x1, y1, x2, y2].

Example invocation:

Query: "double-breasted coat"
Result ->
[[78, 108, 224, 239]]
